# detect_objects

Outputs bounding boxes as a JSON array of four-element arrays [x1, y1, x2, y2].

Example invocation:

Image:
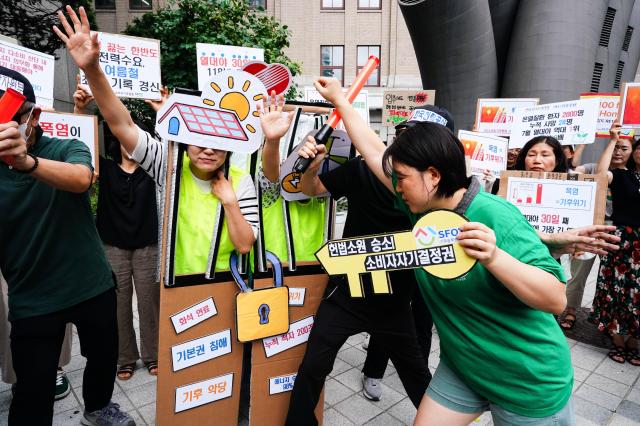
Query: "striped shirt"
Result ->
[[131, 127, 259, 238]]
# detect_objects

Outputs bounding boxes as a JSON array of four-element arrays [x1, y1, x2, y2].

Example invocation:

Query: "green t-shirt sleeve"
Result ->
[[498, 214, 566, 284], [61, 139, 93, 171]]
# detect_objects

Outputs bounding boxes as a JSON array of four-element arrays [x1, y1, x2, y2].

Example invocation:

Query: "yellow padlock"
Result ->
[[231, 252, 290, 342]]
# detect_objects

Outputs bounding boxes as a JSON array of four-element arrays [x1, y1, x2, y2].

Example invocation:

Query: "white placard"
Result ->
[[262, 316, 314, 358], [288, 288, 306, 306], [170, 297, 218, 334], [474, 98, 539, 136], [196, 43, 264, 92], [175, 373, 233, 413], [171, 329, 231, 372], [509, 99, 599, 148], [304, 87, 369, 126], [269, 372, 297, 395], [39, 111, 98, 170], [0, 41, 54, 107], [155, 70, 265, 154], [458, 130, 508, 178], [579, 93, 635, 139], [506, 177, 598, 233], [80, 32, 161, 100]]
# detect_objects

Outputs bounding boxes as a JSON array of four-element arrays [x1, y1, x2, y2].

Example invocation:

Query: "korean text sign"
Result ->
[[39, 111, 98, 171], [80, 32, 161, 100], [196, 43, 264, 92], [458, 130, 508, 178], [381, 90, 435, 127], [0, 41, 55, 107], [474, 98, 538, 136], [497, 171, 606, 232], [509, 99, 599, 148]]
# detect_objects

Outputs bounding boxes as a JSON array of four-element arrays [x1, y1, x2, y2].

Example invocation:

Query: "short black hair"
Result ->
[[382, 122, 468, 198], [513, 136, 568, 173], [627, 138, 640, 171]]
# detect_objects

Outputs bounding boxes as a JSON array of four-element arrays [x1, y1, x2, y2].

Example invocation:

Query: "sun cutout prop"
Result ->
[[155, 70, 266, 154]]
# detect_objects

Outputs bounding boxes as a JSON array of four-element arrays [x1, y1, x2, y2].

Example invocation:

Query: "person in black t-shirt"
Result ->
[[74, 80, 160, 381], [283, 151, 430, 425]]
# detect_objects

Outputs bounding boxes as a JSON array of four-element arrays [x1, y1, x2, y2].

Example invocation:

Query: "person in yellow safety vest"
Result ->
[[258, 92, 326, 263], [55, 6, 259, 276]]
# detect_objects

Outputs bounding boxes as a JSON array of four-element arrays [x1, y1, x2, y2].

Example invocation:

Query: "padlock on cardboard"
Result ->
[[232, 251, 290, 342]]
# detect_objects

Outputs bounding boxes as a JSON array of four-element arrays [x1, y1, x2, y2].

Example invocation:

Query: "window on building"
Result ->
[[130, 0, 152, 10], [358, 0, 381, 9], [248, 0, 266, 9], [321, 46, 344, 84], [95, 0, 116, 9], [321, 0, 344, 10], [357, 45, 380, 86]]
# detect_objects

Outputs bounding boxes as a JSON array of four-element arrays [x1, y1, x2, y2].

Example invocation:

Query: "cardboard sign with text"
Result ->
[[509, 99, 599, 148], [474, 98, 539, 136], [80, 32, 161, 100], [580, 93, 634, 139], [497, 171, 606, 233], [381, 89, 435, 127], [304, 87, 369, 126], [39, 111, 99, 172], [196, 43, 264, 92], [0, 40, 54, 107], [458, 130, 508, 178]]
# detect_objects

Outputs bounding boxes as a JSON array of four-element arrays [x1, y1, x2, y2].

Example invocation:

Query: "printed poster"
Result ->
[[0, 40, 55, 107]]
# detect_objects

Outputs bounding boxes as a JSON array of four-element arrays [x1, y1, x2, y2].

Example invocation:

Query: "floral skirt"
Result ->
[[589, 225, 640, 338]]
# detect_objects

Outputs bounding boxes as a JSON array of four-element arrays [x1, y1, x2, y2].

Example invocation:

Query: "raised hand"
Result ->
[[313, 77, 345, 105], [53, 6, 100, 71], [145, 85, 170, 112], [258, 90, 294, 142], [72, 74, 94, 113]]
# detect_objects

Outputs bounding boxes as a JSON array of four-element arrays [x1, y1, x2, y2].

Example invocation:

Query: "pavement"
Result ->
[[0, 257, 639, 425]]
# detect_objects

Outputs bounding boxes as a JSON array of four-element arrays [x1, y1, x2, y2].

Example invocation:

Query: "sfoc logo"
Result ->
[[413, 226, 460, 248]]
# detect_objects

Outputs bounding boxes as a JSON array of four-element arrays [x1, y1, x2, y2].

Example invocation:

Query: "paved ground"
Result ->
[[0, 258, 639, 425]]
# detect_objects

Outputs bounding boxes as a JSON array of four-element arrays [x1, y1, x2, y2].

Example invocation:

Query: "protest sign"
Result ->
[[458, 130, 508, 178], [175, 373, 233, 413], [509, 99, 599, 148], [0, 41, 54, 107], [315, 210, 477, 298], [381, 89, 435, 127], [580, 93, 634, 139], [618, 82, 640, 128], [497, 171, 606, 232], [79, 32, 161, 100], [279, 129, 351, 201], [155, 70, 265, 154], [39, 111, 98, 172], [304, 87, 369, 125], [474, 98, 539, 136], [196, 43, 264, 92]]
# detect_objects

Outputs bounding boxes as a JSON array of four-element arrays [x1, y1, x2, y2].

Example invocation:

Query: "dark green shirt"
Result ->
[[0, 135, 113, 320]]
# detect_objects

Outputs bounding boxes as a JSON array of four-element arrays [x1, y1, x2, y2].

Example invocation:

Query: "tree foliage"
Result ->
[[0, 0, 97, 56], [123, 0, 301, 130]]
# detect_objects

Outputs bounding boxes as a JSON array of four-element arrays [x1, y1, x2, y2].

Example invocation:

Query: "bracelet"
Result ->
[[12, 153, 39, 174]]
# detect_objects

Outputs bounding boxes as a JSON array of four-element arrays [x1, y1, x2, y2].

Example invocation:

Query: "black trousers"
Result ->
[[363, 287, 433, 379], [285, 290, 430, 426], [9, 288, 118, 426]]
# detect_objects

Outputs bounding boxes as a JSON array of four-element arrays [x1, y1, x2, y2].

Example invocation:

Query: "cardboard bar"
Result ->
[[249, 267, 327, 426], [497, 171, 606, 226]]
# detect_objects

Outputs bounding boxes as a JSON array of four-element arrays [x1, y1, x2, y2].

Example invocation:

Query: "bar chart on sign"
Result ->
[[506, 177, 597, 233]]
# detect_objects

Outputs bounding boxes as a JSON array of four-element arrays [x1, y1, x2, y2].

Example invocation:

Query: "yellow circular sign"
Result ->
[[281, 171, 303, 193], [411, 209, 477, 279]]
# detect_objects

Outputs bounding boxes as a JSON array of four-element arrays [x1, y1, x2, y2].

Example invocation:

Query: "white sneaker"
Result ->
[[362, 375, 382, 401], [362, 333, 370, 350]]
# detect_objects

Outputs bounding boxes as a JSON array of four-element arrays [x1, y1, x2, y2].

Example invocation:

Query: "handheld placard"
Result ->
[[0, 88, 27, 167], [293, 55, 379, 173]]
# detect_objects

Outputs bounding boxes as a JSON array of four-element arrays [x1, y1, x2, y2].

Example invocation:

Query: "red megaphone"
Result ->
[[0, 88, 27, 166]]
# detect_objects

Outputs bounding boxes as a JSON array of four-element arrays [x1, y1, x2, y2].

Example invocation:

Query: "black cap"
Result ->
[[0, 66, 37, 104], [395, 105, 455, 133]]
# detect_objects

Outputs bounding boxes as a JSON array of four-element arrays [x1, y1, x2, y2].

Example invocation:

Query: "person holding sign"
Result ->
[[513, 135, 569, 173], [55, 6, 258, 277], [0, 66, 134, 424], [590, 123, 640, 366], [306, 77, 592, 425], [73, 79, 161, 381]]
